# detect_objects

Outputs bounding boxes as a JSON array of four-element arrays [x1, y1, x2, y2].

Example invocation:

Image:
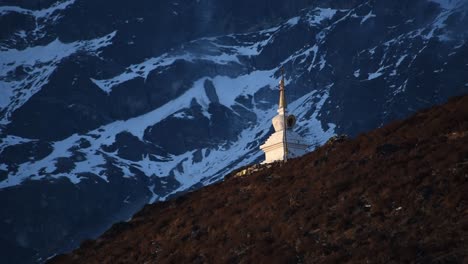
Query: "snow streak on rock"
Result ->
[[0, 0, 77, 43], [90, 19, 301, 94], [0, 0, 76, 19], [0, 66, 334, 196], [0, 31, 117, 124]]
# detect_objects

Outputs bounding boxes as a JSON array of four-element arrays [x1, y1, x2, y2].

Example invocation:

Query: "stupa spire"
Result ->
[[279, 68, 286, 109]]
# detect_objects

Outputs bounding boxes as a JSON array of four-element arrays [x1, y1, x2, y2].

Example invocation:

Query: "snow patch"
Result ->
[[0, 31, 116, 124], [91, 47, 241, 94], [148, 184, 159, 203], [354, 69, 361, 78], [0, 135, 35, 153], [367, 66, 390, 80], [307, 8, 338, 25], [395, 54, 408, 67], [368, 72, 383, 80], [286, 17, 300, 26], [173, 112, 194, 120], [290, 84, 336, 149], [360, 11, 376, 25], [211, 70, 277, 109]]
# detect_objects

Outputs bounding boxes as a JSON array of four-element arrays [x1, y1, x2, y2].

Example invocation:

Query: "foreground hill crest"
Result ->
[[51, 95, 468, 263]]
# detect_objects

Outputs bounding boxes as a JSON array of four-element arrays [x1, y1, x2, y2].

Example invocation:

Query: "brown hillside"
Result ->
[[50, 95, 468, 264]]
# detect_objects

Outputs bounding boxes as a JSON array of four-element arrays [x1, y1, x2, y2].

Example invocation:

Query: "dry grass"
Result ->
[[51, 95, 468, 264]]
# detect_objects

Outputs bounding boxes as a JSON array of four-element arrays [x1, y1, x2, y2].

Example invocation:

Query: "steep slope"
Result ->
[[51, 94, 468, 263], [1, 0, 468, 262]]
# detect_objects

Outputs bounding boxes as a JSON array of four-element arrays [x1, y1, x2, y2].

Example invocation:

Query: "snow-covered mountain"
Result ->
[[1, 0, 467, 262]]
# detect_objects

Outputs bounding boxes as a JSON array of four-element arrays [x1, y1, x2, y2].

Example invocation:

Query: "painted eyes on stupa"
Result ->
[[287, 115, 296, 129]]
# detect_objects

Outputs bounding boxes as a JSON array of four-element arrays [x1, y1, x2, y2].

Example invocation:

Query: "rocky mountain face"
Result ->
[[50, 95, 468, 263], [1, 0, 467, 262]]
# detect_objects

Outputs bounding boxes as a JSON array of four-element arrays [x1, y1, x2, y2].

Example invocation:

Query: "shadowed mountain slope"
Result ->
[[50, 94, 468, 263]]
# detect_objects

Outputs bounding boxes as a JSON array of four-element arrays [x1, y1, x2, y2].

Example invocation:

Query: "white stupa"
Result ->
[[260, 71, 308, 163]]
